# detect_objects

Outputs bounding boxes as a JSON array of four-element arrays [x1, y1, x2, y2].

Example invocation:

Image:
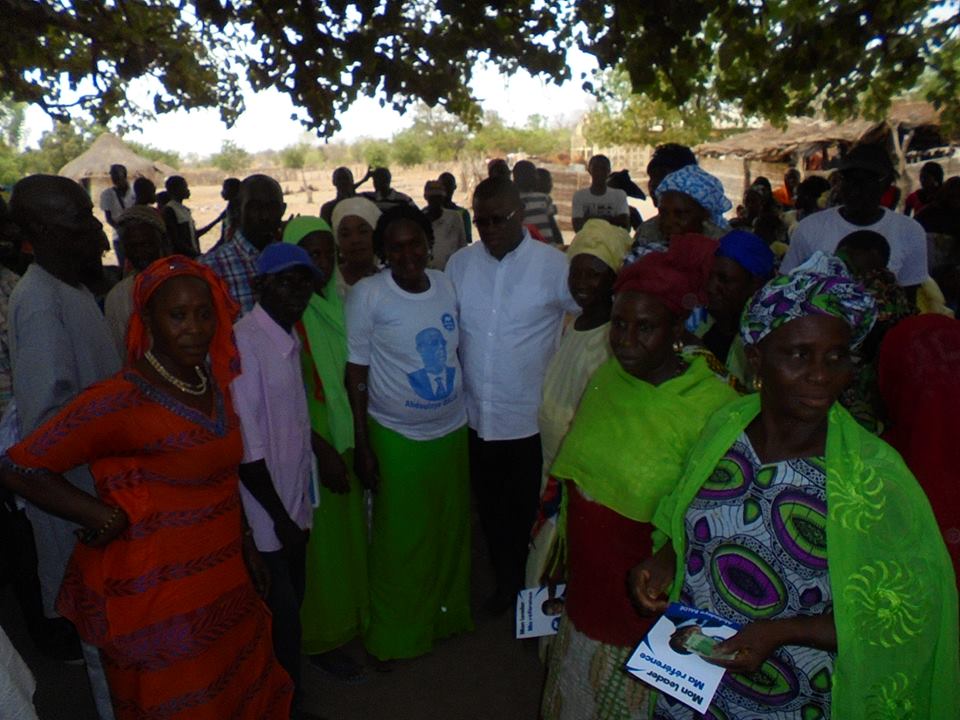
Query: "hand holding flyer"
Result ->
[[625, 602, 740, 713]]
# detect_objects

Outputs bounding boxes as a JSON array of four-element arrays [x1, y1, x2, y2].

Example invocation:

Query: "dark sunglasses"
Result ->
[[473, 208, 520, 229]]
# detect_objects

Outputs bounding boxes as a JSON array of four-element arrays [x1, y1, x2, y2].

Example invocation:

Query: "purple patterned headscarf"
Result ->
[[741, 252, 877, 347]]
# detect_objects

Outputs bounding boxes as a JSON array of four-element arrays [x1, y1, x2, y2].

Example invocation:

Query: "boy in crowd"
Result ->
[[233, 243, 321, 712], [572, 154, 630, 231]]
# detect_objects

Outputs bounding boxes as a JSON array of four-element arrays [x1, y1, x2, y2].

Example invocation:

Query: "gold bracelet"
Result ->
[[77, 506, 124, 545]]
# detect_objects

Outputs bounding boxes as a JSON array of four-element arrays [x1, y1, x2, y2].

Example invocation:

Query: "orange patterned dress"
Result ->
[[5, 370, 292, 719]]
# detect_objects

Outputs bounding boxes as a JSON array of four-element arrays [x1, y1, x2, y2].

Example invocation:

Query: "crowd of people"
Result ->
[[0, 139, 957, 720]]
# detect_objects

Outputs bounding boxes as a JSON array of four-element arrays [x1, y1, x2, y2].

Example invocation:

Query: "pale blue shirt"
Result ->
[[8, 263, 121, 614]]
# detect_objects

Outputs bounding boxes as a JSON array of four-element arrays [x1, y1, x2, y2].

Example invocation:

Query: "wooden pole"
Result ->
[[890, 125, 914, 211]]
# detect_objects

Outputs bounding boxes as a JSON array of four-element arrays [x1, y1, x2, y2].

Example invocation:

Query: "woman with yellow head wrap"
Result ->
[[525, 219, 632, 589]]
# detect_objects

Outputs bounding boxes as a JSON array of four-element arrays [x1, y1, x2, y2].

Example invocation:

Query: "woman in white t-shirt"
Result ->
[[345, 205, 472, 663]]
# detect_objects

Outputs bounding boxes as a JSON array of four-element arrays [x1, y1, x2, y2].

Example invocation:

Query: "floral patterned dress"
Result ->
[[655, 432, 834, 720]]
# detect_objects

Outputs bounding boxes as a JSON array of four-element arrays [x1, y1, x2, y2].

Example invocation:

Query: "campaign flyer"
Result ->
[[515, 584, 567, 639], [625, 602, 740, 713]]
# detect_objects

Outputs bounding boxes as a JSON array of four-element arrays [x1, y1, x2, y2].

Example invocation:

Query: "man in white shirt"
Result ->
[[446, 177, 578, 614], [98, 164, 135, 268], [782, 144, 928, 291], [571, 154, 630, 232]]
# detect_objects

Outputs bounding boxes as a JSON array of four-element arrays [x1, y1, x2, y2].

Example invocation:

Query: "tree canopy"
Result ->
[[350, 108, 571, 167], [4, 1, 958, 135], [0, 102, 181, 185], [582, 70, 724, 148], [209, 140, 251, 173]]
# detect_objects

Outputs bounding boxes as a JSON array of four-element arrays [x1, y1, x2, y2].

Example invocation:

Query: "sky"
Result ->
[[21, 48, 599, 157]]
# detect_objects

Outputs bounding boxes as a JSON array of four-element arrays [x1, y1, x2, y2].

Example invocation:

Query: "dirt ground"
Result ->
[[2, 510, 546, 720]]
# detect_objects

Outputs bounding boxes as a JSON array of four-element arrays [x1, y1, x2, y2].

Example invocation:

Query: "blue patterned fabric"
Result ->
[[655, 165, 733, 229]]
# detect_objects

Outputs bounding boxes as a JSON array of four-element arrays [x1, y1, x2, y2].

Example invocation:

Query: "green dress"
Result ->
[[363, 419, 472, 660], [297, 275, 370, 653]]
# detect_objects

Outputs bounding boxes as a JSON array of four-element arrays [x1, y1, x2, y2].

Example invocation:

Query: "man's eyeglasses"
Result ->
[[473, 208, 521, 229]]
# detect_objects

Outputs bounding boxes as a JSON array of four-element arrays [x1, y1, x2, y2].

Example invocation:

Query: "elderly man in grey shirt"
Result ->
[[8, 175, 120, 720]]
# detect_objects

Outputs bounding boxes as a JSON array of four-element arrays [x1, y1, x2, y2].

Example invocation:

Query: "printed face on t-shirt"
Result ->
[[415, 327, 447, 374]]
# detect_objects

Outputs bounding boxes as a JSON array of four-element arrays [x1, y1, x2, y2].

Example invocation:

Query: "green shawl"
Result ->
[[652, 394, 960, 719], [296, 271, 354, 452], [283, 220, 354, 452], [551, 355, 739, 522]]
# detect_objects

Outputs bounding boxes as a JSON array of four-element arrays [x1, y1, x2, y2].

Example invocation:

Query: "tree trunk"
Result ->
[[890, 126, 914, 211], [301, 168, 313, 204]]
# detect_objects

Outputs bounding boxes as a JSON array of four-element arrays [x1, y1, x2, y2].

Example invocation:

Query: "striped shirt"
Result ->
[[520, 191, 556, 244]]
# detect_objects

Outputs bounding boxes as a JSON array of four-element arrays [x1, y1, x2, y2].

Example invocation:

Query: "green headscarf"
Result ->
[[282, 216, 354, 452], [653, 394, 959, 719]]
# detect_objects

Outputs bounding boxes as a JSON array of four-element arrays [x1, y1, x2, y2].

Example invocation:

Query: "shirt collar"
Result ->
[[250, 303, 300, 357], [232, 230, 260, 258]]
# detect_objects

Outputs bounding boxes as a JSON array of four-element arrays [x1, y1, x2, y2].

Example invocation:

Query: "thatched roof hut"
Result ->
[[58, 133, 176, 182], [696, 101, 947, 163], [695, 102, 956, 204]]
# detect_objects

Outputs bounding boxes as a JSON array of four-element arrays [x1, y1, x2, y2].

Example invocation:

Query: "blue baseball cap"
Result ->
[[255, 242, 322, 280]]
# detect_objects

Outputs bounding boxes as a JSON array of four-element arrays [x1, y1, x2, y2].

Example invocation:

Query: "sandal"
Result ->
[[308, 649, 368, 684]]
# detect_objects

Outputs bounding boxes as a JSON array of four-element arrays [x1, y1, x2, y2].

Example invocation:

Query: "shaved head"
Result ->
[[472, 176, 521, 208], [9, 174, 106, 280], [240, 173, 283, 204], [239, 173, 286, 249], [10, 175, 92, 229]]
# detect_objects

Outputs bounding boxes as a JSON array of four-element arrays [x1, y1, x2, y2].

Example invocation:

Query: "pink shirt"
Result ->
[[232, 303, 313, 552]]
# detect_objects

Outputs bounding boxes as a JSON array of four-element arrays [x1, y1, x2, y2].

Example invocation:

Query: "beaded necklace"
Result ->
[[144, 350, 208, 396]]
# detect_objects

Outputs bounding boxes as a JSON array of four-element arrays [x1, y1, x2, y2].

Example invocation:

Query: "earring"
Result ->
[[752, 376, 763, 392], [672, 340, 684, 353]]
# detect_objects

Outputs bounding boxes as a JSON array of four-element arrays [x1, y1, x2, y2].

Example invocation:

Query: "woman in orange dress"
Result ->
[[0, 256, 292, 719]]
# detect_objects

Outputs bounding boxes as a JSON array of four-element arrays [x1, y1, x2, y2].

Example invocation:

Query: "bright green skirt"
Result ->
[[363, 420, 473, 660], [300, 449, 371, 654]]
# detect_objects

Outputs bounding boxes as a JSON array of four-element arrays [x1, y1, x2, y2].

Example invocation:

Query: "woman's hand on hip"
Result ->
[[76, 504, 129, 548]]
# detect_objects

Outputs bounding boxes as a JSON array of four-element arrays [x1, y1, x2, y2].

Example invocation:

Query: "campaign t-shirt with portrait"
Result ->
[[346, 269, 467, 441]]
